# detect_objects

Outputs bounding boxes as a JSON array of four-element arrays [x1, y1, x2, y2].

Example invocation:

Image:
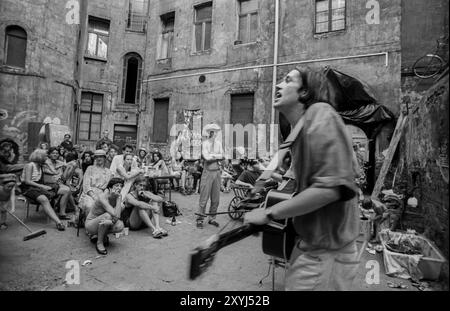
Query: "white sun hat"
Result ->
[[202, 123, 221, 136]]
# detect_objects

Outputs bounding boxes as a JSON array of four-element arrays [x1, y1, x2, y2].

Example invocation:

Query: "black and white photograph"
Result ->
[[0, 0, 448, 298]]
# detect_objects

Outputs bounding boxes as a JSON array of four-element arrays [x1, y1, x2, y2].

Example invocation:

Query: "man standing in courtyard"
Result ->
[[244, 66, 360, 291], [196, 123, 223, 229]]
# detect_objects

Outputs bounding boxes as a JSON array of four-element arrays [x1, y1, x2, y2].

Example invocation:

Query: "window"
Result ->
[[5, 26, 27, 68], [315, 0, 346, 34], [79, 92, 103, 141], [86, 17, 110, 59], [121, 53, 143, 104], [231, 93, 254, 157], [237, 0, 258, 44], [158, 12, 175, 60], [153, 98, 169, 143], [114, 125, 138, 150], [127, 0, 148, 32], [194, 2, 212, 52]]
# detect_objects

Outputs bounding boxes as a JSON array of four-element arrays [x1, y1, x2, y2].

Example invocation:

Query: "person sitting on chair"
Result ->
[[0, 174, 18, 230], [123, 176, 168, 239], [85, 177, 125, 255], [170, 155, 186, 194], [43, 147, 73, 220], [20, 149, 65, 231], [235, 159, 262, 189]]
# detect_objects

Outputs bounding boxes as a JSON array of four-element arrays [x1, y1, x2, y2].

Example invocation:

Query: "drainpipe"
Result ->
[[270, 0, 280, 157]]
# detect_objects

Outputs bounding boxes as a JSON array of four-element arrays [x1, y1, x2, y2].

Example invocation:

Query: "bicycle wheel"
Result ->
[[412, 54, 444, 79], [228, 197, 244, 220]]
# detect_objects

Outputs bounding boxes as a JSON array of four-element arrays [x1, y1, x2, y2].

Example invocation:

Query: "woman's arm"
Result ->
[[125, 193, 154, 210], [141, 190, 163, 203]]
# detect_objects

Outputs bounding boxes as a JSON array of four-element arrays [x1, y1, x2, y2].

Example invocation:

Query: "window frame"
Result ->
[[79, 92, 104, 141], [126, 0, 148, 33], [86, 16, 110, 60], [121, 52, 143, 105], [237, 0, 259, 44], [193, 2, 213, 52], [314, 0, 346, 34], [4, 25, 27, 69], [158, 12, 175, 60]]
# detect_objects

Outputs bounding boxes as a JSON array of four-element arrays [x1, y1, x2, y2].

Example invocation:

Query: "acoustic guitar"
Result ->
[[189, 190, 296, 280]]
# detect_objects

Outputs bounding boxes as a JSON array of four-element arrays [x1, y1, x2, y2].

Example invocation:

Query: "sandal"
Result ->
[[96, 243, 107, 255], [152, 229, 163, 239], [159, 228, 168, 236], [56, 222, 66, 231]]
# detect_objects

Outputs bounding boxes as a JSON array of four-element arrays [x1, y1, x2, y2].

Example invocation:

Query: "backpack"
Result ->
[[162, 201, 181, 217]]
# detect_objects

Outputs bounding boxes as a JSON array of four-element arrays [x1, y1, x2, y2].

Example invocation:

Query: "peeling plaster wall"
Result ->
[[0, 0, 78, 155]]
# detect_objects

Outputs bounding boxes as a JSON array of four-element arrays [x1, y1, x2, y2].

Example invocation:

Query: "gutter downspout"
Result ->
[[270, 0, 280, 157]]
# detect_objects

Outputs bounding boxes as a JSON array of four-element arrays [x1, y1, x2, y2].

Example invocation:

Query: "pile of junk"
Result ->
[[360, 189, 446, 285]]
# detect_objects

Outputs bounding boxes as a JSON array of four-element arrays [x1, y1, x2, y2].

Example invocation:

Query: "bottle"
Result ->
[[171, 216, 176, 226]]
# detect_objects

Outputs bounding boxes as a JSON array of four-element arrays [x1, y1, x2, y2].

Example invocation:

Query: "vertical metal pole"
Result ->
[[270, 0, 280, 156]]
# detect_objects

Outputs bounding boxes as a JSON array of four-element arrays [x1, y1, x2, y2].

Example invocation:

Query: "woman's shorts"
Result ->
[[20, 185, 56, 202]]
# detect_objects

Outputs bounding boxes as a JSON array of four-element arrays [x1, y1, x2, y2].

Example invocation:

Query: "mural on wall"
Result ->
[[0, 109, 39, 156], [174, 109, 203, 160]]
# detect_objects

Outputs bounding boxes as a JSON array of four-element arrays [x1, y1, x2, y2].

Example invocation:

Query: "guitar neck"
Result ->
[[216, 224, 263, 249]]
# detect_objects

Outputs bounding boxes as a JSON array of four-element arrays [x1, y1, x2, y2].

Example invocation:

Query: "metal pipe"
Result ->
[[142, 51, 389, 83], [270, 0, 280, 157]]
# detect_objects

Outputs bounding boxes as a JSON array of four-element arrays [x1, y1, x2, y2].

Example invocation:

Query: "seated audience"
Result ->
[[20, 149, 65, 231], [148, 152, 169, 194], [85, 177, 125, 255], [235, 159, 262, 189], [79, 150, 112, 216], [123, 176, 168, 238], [170, 155, 186, 194], [220, 160, 234, 193], [0, 139, 24, 174], [105, 144, 119, 169], [43, 147, 72, 219], [136, 147, 149, 168], [63, 151, 83, 203]]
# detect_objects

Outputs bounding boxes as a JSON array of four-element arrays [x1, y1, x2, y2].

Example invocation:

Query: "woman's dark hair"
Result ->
[[122, 144, 134, 151], [82, 150, 94, 160], [65, 151, 78, 163], [133, 176, 147, 187], [107, 177, 125, 189], [153, 151, 163, 161], [48, 146, 59, 155]]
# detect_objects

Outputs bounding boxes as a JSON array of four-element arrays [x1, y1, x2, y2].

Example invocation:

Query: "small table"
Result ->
[[145, 175, 178, 201]]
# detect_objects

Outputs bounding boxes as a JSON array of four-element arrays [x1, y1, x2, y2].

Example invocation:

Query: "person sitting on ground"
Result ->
[[115, 153, 144, 201], [235, 159, 262, 189], [81, 150, 94, 173], [104, 144, 118, 169], [62, 151, 83, 204], [79, 150, 113, 217], [169, 155, 186, 194], [20, 149, 65, 231], [42, 147, 74, 220], [123, 176, 168, 238], [85, 177, 125, 255], [0, 174, 18, 230]]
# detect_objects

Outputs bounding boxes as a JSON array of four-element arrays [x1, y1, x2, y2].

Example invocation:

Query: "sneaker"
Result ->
[[208, 219, 219, 227]]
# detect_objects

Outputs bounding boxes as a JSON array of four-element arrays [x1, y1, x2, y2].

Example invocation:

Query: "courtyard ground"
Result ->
[[0, 191, 446, 291]]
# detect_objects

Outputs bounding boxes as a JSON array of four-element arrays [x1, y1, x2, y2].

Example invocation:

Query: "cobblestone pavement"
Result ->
[[0, 191, 444, 291]]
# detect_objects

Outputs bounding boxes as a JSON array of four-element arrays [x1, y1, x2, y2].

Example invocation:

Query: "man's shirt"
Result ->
[[202, 139, 223, 170], [290, 102, 359, 250]]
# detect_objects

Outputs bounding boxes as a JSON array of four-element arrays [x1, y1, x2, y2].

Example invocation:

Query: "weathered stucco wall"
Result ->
[[0, 0, 78, 154]]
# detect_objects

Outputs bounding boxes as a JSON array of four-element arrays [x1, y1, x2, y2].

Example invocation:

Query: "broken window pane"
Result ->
[[87, 17, 110, 58]]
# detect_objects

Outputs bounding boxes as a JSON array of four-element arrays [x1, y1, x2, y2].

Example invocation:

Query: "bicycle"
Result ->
[[412, 36, 449, 79]]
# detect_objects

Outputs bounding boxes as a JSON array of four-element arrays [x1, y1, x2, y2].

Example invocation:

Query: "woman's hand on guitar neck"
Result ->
[[243, 207, 270, 226]]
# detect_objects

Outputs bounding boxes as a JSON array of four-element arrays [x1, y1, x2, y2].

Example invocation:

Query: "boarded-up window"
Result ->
[[86, 17, 110, 59], [121, 53, 143, 104], [153, 98, 169, 143], [194, 2, 212, 52], [158, 12, 175, 59], [238, 0, 258, 44], [315, 0, 346, 34], [231, 93, 254, 157], [79, 92, 103, 141], [127, 0, 148, 32], [5, 25, 27, 68]]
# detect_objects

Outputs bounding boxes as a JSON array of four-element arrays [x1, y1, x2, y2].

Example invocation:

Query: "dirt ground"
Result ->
[[0, 191, 446, 291]]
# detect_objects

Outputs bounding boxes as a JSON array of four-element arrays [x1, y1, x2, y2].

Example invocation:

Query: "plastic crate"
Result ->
[[379, 230, 446, 280]]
